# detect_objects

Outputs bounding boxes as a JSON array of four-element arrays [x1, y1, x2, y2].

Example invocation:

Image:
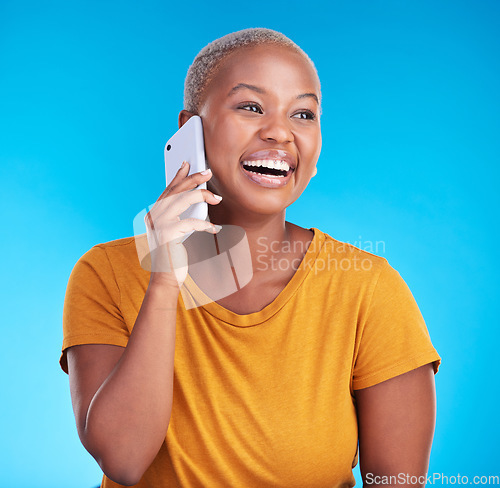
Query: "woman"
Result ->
[[60, 28, 441, 488]]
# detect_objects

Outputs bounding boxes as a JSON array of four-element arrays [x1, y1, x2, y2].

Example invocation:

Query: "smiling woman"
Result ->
[[60, 28, 441, 488]]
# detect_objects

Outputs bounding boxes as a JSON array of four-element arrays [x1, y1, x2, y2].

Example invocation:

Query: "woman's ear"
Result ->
[[178, 110, 196, 128]]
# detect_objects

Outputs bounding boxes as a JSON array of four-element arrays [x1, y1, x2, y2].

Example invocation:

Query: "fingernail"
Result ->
[[201, 168, 212, 175], [213, 224, 222, 232], [213, 194, 222, 201], [181, 161, 186, 169]]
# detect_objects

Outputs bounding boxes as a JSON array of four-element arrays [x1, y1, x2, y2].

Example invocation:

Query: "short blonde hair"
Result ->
[[183, 27, 320, 113]]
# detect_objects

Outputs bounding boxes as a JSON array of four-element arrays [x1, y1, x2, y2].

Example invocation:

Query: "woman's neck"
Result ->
[[182, 207, 312, 301], [207, 205, 292, 272]]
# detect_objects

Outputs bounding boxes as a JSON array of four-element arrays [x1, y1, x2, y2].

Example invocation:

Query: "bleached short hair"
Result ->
[[183, 27, 320, 114]]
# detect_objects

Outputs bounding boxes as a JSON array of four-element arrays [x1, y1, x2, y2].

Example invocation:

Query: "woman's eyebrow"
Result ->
[[228, 83, 319, 105], [228, 83, 265, 96], [297, 93, 319, 104]]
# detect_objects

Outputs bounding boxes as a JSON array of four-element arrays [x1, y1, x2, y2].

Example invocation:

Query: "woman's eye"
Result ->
[[238, 103, 263, 114], [293, 110, 316, 120]]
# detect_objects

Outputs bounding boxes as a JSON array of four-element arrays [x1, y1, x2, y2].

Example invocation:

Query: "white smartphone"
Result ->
[[164, 115, 208, 226]]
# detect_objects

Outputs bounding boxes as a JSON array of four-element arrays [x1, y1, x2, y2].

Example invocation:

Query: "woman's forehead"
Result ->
[[211, 44, 320, 92]]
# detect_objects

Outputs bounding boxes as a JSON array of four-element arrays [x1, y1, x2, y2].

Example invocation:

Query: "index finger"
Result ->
[[153, 161, 190, 205], [166, 160, 190, 189]]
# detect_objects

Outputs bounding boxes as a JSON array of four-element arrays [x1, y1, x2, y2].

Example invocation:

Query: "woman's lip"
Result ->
[[239, 163, 294, 189]]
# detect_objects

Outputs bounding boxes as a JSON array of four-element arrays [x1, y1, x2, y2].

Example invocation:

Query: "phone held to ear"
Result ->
[[164, 115, 208, 227], [162, 116, 253, 298]]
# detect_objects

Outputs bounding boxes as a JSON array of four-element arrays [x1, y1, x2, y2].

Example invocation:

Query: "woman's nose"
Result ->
[[259, 115, 294, 144]]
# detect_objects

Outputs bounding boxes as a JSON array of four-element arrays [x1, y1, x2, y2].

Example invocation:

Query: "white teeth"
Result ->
[[242, 159, 291, 172]]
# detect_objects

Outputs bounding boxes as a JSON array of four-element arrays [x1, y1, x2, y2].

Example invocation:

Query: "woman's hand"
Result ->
[[144, 162, 222, 287]]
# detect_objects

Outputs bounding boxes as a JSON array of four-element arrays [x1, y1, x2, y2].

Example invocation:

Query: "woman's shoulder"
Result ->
[[92, 235, 138, 251], [309, 226, 389, 273], [74, 234, 148, 275]]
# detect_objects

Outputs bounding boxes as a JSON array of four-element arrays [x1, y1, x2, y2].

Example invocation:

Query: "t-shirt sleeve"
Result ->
[[59, 245, 130, 374], [352, 260, 441, 390]]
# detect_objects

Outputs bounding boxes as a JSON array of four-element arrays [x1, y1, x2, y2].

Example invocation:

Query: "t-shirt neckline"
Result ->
[[180, 227, 325, 327]]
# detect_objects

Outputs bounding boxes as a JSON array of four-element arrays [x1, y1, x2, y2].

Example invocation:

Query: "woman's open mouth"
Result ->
[[240, 159, 295, 188]]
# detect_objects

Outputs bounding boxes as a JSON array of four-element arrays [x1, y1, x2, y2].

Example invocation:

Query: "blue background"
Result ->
[[1, 1, 499, 486]]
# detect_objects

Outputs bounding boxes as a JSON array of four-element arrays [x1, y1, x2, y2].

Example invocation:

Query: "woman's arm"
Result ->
[[67, 281, 179, 486], [354, 363, 437, 488], [66, 165, 222, 486]]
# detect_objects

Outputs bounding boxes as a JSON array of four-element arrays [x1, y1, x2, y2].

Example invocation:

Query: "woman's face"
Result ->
[[197, 43, 322, 219]]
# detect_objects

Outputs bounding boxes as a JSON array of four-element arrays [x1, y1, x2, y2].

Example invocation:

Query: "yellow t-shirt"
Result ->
[[60, 227, 441, 488]]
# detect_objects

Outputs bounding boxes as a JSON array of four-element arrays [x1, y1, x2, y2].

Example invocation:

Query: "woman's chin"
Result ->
[[212, 194, 293, 222]]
